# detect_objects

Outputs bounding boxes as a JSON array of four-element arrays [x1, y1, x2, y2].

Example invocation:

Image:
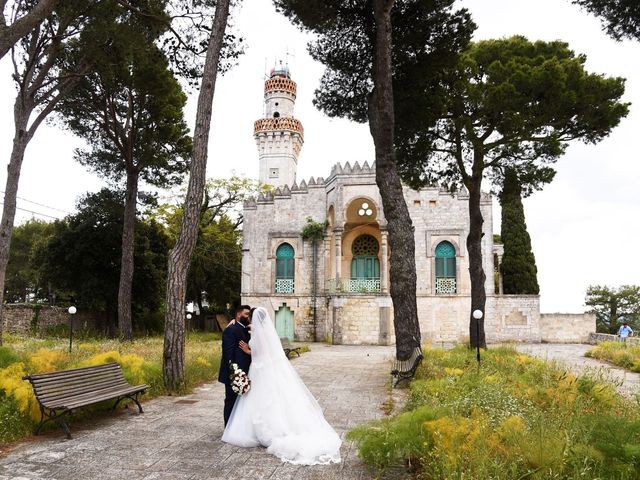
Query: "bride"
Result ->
[[221, 307, 341, 465]]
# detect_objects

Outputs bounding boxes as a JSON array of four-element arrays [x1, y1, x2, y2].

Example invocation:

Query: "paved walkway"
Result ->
[[515, 343, 640, 397], [0, 344, 395, 480]]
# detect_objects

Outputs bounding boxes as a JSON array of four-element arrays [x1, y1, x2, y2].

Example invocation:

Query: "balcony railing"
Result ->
[[435, 277, 456, 294], [326, 278, 381, 294], [275, 279, 294, 294]]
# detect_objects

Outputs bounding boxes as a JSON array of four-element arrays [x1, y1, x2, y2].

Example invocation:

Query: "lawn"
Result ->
[[0, 332, 222, 445], [349, 345, 640, 479]]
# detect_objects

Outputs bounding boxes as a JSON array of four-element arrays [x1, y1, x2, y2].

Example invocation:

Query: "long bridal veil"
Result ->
[[222, 307, 341, 465]]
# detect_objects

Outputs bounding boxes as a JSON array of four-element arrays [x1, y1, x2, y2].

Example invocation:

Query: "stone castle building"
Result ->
[[241, 66, 593, 345]]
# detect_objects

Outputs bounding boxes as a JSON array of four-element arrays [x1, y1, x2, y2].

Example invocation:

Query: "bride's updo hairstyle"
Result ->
[[249, 307, 257, 321]]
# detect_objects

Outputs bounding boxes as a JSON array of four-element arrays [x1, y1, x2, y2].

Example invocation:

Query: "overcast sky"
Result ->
[[0, 0, 638, 313]]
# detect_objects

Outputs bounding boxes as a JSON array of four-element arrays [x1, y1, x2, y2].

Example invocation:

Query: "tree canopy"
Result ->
[[586, 285, 640, 333], [395, 35, 628, 347], [573, 0, 640, 41], [274, 0, 474, 128], [397, 36, 629, 192], [5, 220, 55, 303], [499, 168, 539, 295], [38, 190, 170, 333]]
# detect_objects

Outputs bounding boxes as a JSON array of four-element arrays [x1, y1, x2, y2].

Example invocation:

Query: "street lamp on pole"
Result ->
[[472, 309, 483, 368], [186, 313, 192, 331], [68, 306, 77, 352]]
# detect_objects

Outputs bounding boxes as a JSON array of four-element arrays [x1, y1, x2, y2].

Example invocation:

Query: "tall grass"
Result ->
[[0, 332, 222, 445], [586, 341, 640, 372], [349, 346, 640, 479]]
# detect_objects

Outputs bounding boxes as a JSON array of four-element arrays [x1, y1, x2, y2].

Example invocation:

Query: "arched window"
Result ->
[[350, 234, 380, 292], [435, 241, 456, 294], [275, 243, 295, 293]]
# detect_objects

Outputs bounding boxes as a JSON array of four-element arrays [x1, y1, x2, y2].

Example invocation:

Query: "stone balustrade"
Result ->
[[254, 117, 304, 138]]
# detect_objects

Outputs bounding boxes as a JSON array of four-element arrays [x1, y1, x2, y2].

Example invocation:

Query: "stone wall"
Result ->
[[588, 332, 640, 345], [241, 294, 328, 342], [540, 313, 595, 343], [415, 294, 542, 344], [486, 295, 542, 343], [328, 296, 394, 345], [2, 304, 97, 334]]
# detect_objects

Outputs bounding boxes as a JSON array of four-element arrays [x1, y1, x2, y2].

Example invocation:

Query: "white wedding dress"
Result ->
[[221, 307, 341, 465]]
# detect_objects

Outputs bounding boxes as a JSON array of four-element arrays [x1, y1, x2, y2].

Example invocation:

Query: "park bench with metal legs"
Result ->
[[280, 337, 301, 358], [23, 362, 148, 439], [391, 346, 423, 387]]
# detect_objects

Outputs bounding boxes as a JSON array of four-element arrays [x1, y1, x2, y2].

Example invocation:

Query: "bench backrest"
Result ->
[[395, 346, 423, 373], [24, 363, 130, 406]]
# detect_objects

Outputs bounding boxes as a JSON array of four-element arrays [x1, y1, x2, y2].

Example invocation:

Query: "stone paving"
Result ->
[[515, 343, 640, 397], [0, 344, 396, 480]]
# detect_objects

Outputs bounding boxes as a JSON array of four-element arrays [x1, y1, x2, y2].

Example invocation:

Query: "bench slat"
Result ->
[[36, 376, 129, 393], [36, 378, 132, 402], [42, 383, 146, 406], [45, 385, 148, 410], [27, 363, 121, 381], [33, 371, 125, 390]]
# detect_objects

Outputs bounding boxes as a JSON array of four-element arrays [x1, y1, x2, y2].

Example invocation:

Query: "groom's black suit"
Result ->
[[219, 321, 251, 426]]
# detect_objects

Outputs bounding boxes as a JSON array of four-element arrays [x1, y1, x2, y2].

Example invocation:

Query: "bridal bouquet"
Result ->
[[229, 363, 251, 395]]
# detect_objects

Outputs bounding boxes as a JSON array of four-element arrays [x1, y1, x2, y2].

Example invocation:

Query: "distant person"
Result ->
[[618, 322, 634, 338]]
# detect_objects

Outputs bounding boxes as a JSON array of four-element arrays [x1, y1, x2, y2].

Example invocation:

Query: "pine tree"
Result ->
[[499, 168, 540, 295]]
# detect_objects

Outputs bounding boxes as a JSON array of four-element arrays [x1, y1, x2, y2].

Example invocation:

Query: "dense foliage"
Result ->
[[0, 332, 221, 444], [586, 285, 640, 333], [499, 168, 540, 295], [349, 346, 640, 479], [573, 0, 640, 41]]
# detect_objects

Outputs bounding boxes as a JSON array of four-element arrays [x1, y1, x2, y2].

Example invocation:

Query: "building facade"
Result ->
[[241, 68, 592, 345]]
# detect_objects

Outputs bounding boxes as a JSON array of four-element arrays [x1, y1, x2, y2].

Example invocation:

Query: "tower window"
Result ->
[[269, 168, 279, 178], [273, 111, 280, 118]]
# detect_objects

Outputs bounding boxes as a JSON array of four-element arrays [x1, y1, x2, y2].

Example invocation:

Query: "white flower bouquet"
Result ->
[[229, 362, 251, 395]]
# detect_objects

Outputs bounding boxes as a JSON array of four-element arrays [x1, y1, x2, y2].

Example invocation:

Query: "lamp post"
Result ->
[[186, 313, 192, 331], [472, 309, 483, 369], [68, 306, 77, 352]]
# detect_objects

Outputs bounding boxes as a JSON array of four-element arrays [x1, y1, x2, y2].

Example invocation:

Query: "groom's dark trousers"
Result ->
[[218, 321, 251, 426]]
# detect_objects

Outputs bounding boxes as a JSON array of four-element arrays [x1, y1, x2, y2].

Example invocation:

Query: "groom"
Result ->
[[219, 304, 252, 426]]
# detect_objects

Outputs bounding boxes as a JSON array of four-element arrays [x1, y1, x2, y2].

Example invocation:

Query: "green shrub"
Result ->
[[0, 347, 19, 369], [349, 345, 640, 479], [0, 393, 32, 444], [0, 333, 222, 446]]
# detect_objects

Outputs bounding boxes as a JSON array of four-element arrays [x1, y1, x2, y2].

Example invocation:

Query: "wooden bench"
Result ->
[[280, 337, 302, 358], [23, 362, 148, 439], [391, 346, 423, 387]]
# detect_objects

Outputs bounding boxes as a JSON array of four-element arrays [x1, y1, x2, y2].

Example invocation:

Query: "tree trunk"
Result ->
[[0, 0, 58, 60], [117, 169, 138, 340], [163, 0, 231, 392], [467, 171, 487, 349], [368, 0, 420, 360], [0, 97, 33, 346]]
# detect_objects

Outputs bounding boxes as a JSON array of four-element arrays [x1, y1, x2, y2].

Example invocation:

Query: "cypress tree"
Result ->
[[499, 168, 540, 295]]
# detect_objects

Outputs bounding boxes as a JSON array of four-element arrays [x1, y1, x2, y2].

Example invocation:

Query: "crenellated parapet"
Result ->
[[243, 174, 328, 209], [328, 161, 375, 180]]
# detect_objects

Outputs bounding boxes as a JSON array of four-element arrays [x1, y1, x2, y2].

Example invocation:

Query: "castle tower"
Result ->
[[253, 64, 304, 187]]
